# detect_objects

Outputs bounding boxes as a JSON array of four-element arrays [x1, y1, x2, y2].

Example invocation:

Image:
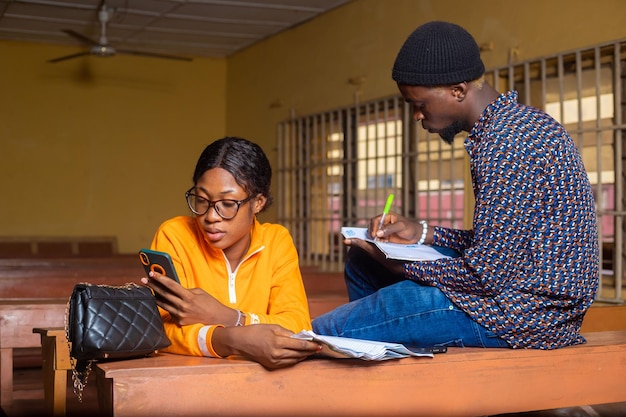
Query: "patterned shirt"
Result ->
[[405, 91, 599, 349]]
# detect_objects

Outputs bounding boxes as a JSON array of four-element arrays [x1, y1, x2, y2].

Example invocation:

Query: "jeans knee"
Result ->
[[345, 247, 369, 270]]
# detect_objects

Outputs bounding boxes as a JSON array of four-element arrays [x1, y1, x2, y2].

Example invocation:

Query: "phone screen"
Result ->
[[138, 249, 180, 283]]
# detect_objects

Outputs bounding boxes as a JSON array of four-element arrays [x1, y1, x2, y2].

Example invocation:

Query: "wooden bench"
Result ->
[[0, 258, 347, 318], [32, 305, 626, 416], [94, 331, 626, 417], [33, 328, 70, 417], [0, 256, 144, 407], [21, 260, 623, 416], [0, 300, 67, 406], [300, 268, 347, 318], [0, 257, 343, 412], [0, 256, 143, 299], [0, 236, 118, 258], [580, 304, 626, 333]]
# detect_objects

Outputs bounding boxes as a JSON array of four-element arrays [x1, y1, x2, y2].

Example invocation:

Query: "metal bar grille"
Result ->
[[277, 38, 626, 303], [277, 97, 466, 272]]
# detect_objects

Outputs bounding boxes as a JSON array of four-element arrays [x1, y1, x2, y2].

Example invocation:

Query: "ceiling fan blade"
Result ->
[[48, 51, 92, 63], [116, 49, 193, 62], [62, 29, 97, 46]]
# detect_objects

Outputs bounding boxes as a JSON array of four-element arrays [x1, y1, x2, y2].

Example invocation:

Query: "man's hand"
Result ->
[[369, 211, 422, 244], [343, 238, 405, 275]]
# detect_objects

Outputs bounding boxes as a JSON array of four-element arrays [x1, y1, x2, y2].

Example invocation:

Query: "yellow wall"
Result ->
[[227, 0, 626, 222], [0, 41, 226, 252], [1, 0, 624, 253]]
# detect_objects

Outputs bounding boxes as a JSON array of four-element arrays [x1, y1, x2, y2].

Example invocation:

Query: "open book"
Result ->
[[341, 227, 459, 262], [292, 330, 434, 360]]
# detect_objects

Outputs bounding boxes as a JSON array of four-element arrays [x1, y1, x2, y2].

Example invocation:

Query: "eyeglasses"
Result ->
[[185, 188, 253, 220]]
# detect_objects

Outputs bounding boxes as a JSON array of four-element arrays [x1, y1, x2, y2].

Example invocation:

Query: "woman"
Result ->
[[142, 137, 321, 369]]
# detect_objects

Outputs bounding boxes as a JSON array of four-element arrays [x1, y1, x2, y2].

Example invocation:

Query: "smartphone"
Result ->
[[138, 248, 180, 283]]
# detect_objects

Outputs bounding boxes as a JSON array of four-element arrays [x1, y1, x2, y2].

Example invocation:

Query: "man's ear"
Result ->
[[451, 82, 468, 101]]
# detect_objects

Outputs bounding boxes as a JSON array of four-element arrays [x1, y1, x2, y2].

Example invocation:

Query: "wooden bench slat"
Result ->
[[581, 305, 626, 333], [0, 301, 67, 348], [0, 237, 117, 258]]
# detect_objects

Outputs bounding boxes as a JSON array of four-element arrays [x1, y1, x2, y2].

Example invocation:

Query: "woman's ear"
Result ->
[[253, 194, 267, 214]]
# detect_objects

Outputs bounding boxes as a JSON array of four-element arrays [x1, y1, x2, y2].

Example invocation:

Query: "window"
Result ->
[[277, 98, 467, 271]]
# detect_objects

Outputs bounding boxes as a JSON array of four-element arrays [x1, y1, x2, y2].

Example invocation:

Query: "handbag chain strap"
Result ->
[[64, 297, 93, 402]]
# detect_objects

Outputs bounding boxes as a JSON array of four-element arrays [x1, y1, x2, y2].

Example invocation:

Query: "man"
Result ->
[[312, 21, 599, 349]]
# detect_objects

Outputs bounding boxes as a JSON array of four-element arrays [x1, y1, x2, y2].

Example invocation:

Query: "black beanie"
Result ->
[[392, 21, 485, 86]]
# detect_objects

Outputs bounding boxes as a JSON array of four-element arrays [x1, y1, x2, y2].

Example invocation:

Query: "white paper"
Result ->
[[292, 330, 433, 360], [341, 227, 458, 261]]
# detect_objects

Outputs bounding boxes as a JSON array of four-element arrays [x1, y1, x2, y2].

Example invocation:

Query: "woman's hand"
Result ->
[[212, 324, 322, 370], [142, 273, 321, 370], [141, 271, 236, 326]]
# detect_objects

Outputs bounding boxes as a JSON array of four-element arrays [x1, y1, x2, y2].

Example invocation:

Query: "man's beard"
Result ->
[[437, 120, 465, 144]]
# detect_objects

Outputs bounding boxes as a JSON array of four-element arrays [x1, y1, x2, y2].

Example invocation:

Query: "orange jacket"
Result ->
[[151, 215, 311, 356]]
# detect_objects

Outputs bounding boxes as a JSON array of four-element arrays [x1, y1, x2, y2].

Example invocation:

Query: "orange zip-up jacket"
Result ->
[[150, 215, 311, 357]]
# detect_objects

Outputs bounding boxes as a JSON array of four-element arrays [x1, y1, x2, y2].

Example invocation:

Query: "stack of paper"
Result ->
[[341, 227, 459, 261], [292, 330, 433, 360]]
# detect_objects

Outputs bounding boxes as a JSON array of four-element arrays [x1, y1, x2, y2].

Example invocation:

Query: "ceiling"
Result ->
[[0, 0, 351, 61]]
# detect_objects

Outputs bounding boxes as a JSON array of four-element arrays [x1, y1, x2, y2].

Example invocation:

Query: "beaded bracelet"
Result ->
[[417, 220, 428, 245]]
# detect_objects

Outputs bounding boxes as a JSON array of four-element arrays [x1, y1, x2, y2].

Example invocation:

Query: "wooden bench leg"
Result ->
[[34, 328, 70, 417], [96, 369, 114, 417], [0, 347, 13, 406]]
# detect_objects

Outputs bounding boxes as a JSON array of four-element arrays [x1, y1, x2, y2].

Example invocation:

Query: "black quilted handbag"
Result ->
[[66, 282, 171, 400]]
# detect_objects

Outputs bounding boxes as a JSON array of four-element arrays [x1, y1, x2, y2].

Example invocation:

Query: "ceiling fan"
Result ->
[[48, 2, 192, 63]]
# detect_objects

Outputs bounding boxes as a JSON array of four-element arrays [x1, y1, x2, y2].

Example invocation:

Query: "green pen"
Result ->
[[378, 194, 395, 230]]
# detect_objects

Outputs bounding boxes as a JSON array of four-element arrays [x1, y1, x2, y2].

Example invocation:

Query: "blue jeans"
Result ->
[[312, 247, 509, 348]]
